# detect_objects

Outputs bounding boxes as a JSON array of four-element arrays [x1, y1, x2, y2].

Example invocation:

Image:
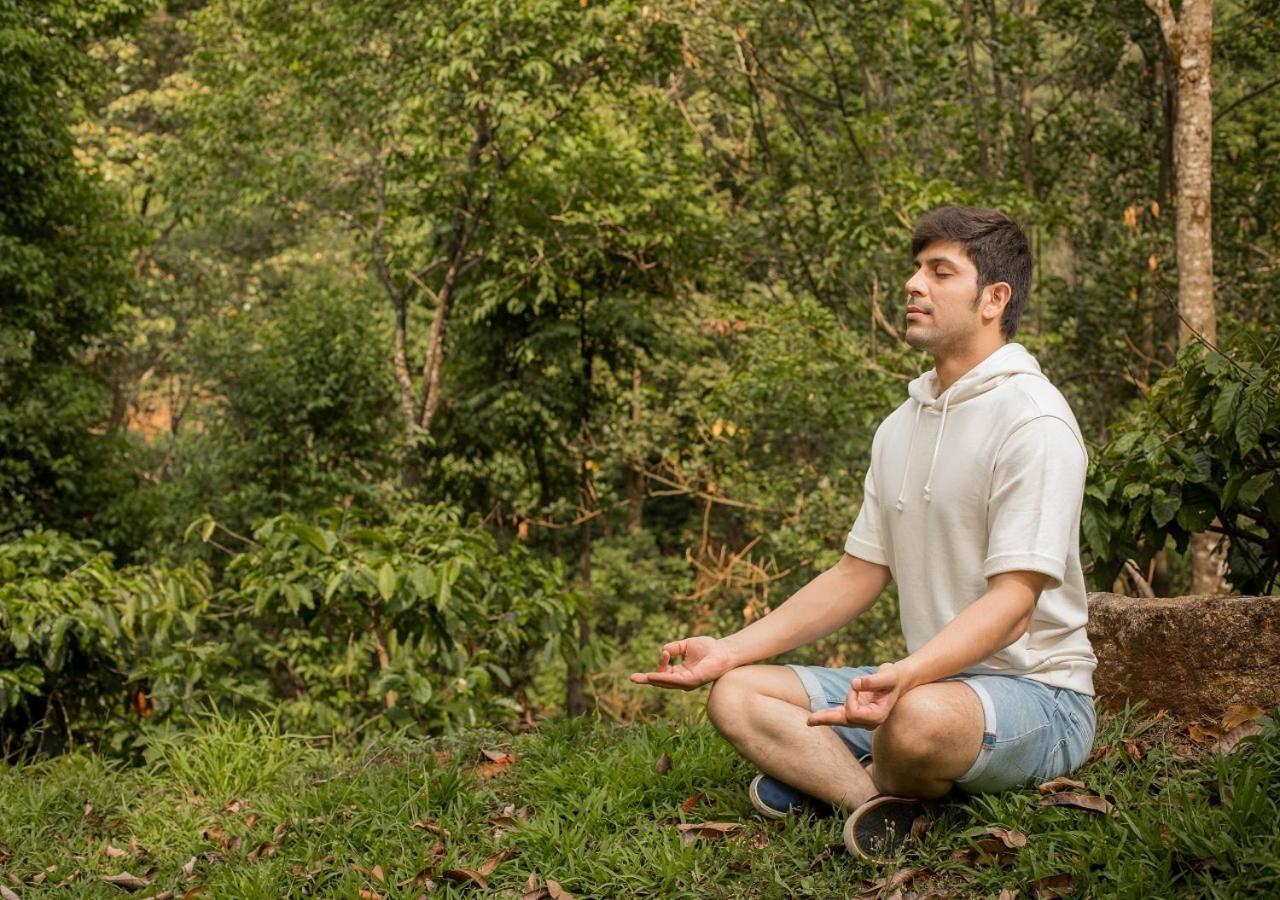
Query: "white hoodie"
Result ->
[[845, 342, 1097, 695]]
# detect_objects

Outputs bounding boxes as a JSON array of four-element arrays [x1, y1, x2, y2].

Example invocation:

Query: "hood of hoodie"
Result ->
[[907, 342, 1047, 409], [894, 343, 1048, 511]]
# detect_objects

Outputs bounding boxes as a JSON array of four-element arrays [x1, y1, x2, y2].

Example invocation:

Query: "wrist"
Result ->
[[894, 655, 929, 693]]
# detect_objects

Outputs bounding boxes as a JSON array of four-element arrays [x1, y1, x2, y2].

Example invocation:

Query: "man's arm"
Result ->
[[806, 570, 1047, 727], [630, 553, 892, 690]]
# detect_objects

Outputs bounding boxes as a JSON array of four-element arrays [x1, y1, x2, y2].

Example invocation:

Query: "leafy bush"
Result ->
[[1083, 335, 1280, 594], [0, 505, 574, 758]]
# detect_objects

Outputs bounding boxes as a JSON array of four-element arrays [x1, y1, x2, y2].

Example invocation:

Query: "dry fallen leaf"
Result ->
[[443, 868, 490, 889], [475, 848, 516, 878], [654, 752, 672, 776], [247, 840, 280, 862], [469, 753, 518, 779], [141, 891, 174, 900], [859, 867, 922, 897], [675, 821, 741, 845], [105, 844, 130, 859], [1123, 738, 1145, 761], [1221, 703, 1267, 733], [1214, 720, 1263, 756], [1187, 723, 1221, 744], [411, 821, 451, 838], [181, 887, 209, 899], [1037, 777, 1088, 793], [357, 891, 383, 900], [179, 857, 197, 880], [996, 889, 1018, 900], [1038, 792, 1115, 815], [547, 878, 575, 899], [371, 864, 385, 883], [986, 826, 1027, 849], [244, 814, 260, 829], [680, 792, 705, 814], [0, 887, 19, 900], [1033, 872, 1075, 898], [220, 800, 245, 815], [0, 841, 12, 863], [101, 871, 152, 891]]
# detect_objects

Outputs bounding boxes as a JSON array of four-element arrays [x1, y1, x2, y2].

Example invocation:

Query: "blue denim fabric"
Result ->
[[786, 663, 1096, 794]]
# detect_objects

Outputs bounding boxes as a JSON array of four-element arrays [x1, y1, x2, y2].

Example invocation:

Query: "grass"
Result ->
[[1, 706, 1277, 898]]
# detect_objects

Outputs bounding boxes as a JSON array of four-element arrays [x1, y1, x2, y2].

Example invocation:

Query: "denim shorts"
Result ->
[[787, 664, 1097, 794]]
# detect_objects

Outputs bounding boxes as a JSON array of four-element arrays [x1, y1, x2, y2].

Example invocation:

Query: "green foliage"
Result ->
[[219, 504, 574, 733], [1084, 336, 1280, 594], [0, 507, 573, 757], [0, 0, 151, 538]]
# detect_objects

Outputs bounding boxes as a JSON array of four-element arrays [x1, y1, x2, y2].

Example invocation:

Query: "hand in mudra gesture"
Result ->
[[630, 636, 735, 690]]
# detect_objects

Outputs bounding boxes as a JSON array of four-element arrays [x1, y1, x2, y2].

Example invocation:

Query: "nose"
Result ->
[[905, 266, 926, 298]]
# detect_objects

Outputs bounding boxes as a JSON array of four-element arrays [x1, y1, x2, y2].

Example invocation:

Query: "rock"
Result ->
[[1087, 592, 1280, 721]]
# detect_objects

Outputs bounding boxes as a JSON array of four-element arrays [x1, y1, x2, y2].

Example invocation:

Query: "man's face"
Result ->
[[902, 240, 989, 354]]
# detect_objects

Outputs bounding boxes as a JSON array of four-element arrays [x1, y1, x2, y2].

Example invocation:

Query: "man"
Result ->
[[631, 206, 1097, 861]]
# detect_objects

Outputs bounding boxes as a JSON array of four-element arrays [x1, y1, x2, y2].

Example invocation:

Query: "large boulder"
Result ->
[[1087, 592, 1280, 721]]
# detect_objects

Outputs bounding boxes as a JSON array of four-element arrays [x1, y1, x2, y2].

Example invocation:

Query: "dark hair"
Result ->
[[910, 206, 1032, 339]]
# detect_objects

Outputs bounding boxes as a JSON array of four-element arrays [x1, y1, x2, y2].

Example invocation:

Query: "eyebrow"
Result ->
[[913, 255, 962, 268]]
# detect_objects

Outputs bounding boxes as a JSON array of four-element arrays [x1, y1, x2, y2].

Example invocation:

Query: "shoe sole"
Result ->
[[843, 795, 925, 862]]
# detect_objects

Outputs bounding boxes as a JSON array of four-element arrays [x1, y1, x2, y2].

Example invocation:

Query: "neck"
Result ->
[[932, 337, 1008, 394]]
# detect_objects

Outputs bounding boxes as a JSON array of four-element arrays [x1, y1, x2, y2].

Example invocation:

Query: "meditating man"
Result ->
[[632, 206, 1097, 861]]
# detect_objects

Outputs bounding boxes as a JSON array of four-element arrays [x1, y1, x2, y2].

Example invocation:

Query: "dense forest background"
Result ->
[[3, 0, 1278, 756]]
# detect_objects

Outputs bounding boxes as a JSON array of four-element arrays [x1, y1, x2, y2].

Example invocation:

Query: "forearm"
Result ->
[[720, 554, 890, 667], [895, 571, 1044, 693]]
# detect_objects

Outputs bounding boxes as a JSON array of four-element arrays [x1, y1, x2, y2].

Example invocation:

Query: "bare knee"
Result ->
[[706, 666, 755, 737], [871, 690, 958, 795]]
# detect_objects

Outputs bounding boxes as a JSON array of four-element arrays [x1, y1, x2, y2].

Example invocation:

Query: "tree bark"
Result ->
[[1145, 0, 1226, 595]]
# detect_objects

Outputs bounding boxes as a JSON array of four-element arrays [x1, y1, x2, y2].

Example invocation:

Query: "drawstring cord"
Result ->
[[921, 389, 952, 503], [894, 403, 923, 512]]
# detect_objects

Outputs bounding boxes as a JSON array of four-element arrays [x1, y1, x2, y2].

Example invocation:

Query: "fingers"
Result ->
[[630, 670, 698, 691], [850, 670, 897, 692], [806, 708, 849, 727]]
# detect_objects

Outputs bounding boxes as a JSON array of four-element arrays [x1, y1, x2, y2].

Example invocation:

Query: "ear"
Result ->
[[983, 282, 1012, 326]]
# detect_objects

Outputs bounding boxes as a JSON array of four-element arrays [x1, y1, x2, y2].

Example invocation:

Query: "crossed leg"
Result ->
[[706, 665, 985, 809]]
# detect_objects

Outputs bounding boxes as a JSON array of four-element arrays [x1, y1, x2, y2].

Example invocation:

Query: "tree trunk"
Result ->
[[1146, 0, 1226, 595]]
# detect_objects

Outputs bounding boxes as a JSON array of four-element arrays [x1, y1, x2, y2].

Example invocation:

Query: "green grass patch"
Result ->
[[1, 707, 1277, 898]]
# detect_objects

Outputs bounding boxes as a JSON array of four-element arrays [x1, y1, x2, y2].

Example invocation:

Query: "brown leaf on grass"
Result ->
[[244, 814, 260, 829], [475, 848, 516, 878], [546, 878, 575, 899], [996, 889, 1018, 900], [654, 752, 672, 775], [220, 800, 245, 815], [1214, 720, 1263, 756], [179, 857, 197, 880], [469, 752, 518, 778], [680, 792, 705, 814], [129, 836, 149, 858], [1036, 777, 1088, 794], [480, 748, 512, 762], [0, 841, 12, 863], [105, 844, 130, 859], [101, 871, 152, 891], [986, 826, 1027, 849], [808, 844, 843, 870], [749, 829, 771, 850], [520, 870, 549, 900], [676, 821, 742, 846], [1037, 792, 1114, 815], [1123, 738, 1145, 761], [411, 820, 451, 838], [1221, 703, 1267, 733], [196, 824, 224, 843], [442, 868, 490, 889], [357, 891, 383, 900], [84, 801, 94, 817], [859, 867, 923, 897], [246, 840, 280, 862], [0, 887, 19, 900], [1187, 723, 1221, 744], [1032, 873, 1075, 898], [181, 888, 209, 899], [371, 864, 385, 883], [141, 891, 173, 900]]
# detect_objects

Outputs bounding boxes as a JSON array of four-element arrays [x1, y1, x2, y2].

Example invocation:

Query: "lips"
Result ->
[[906, 306, 929, 318]]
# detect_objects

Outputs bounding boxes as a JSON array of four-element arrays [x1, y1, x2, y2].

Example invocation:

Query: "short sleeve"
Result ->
[[983, 416, 1087, 589], [845, 462, 889, 566]]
